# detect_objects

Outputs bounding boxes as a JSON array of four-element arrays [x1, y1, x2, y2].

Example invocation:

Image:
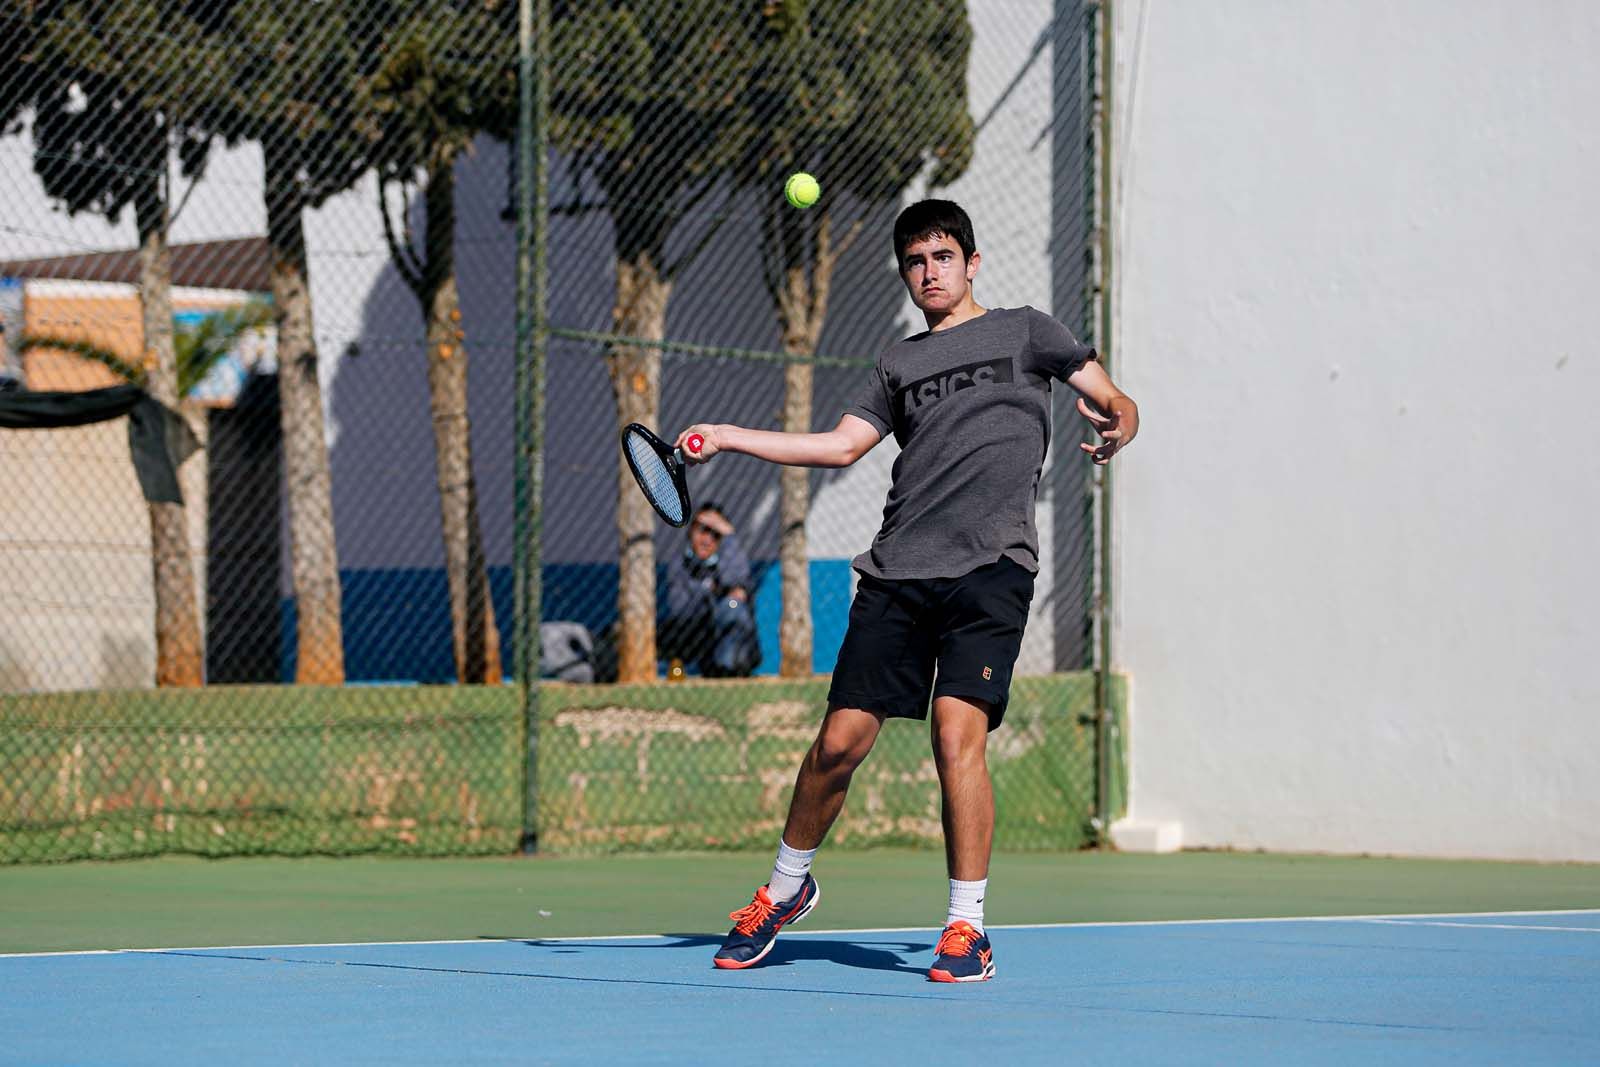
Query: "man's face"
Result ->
[[899, 232, 979, 314], [688, 513, 723, 560]]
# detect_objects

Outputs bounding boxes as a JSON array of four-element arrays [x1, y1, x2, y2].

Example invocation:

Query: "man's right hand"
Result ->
[[676, 424, 723, 464]]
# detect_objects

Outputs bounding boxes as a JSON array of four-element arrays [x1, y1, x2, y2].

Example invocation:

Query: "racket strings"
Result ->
[[624, 431, 685, 526]]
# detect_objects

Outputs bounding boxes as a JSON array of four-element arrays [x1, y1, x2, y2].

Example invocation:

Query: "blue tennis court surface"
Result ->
[[5, 911, 1598, 1064]]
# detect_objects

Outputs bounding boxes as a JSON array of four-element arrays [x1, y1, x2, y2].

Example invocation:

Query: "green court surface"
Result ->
[[4, 849, 1597, 954]]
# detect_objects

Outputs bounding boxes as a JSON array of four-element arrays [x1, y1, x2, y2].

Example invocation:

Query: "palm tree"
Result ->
[[545, 0, 764, 682], [368, 10, 512, 684], [11, 1, 219, 686], [201, 0, 390, 684], [737, 1, 974, 674]]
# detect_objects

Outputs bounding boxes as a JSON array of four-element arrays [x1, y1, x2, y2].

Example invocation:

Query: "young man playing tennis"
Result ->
[[676, 199, 1138, 982]]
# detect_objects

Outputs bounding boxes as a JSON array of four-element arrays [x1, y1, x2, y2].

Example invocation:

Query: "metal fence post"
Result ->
[[1091, 0, 1117, 845], [514, 0, 550, 854]]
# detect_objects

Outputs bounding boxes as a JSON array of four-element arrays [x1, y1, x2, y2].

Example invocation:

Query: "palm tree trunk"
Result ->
[[134, 174, 203, 688], [422, 150, 501, 684], [264, 143, 344, 685], [609, 254, 671, 683], [774, 209, 846, 677], [778, 357, 812, 676]]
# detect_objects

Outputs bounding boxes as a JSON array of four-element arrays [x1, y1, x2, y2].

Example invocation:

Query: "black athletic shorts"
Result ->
[[826, 557, 1036, 731]]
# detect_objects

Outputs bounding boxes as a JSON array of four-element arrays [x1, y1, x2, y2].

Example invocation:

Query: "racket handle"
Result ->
[[684, 433, 705, 456]]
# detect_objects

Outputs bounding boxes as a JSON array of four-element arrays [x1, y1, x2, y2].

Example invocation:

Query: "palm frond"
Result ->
[[16, 333, 146, 386], [175, 300, 272, 397]]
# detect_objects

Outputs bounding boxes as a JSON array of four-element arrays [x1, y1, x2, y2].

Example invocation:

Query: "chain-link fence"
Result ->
[[0, 0, 1115, 862]]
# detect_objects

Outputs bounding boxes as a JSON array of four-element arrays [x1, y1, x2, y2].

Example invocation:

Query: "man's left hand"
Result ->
[[1077, 395, 1138, 465]]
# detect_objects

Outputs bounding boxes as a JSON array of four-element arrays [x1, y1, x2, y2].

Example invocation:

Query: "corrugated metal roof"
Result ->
[[0, 236, 271, 292]]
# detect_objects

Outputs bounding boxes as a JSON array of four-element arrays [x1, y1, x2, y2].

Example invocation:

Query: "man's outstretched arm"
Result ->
[[675, 414, 882, 469]]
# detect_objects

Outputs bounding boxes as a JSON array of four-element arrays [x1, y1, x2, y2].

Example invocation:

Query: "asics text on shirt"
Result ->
[[896, 357, 1015, 417]]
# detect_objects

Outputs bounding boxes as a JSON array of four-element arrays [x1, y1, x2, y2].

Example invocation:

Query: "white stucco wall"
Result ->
[[1112, 0, 1600, 860]]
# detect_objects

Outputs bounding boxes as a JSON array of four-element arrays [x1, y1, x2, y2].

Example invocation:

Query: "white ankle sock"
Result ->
[[946, 878, 987, 932], [767, 839, 816, 902]]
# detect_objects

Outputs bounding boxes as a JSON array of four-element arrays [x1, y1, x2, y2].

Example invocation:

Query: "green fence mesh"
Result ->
[[0, 674, 1123, 862], [537, 673, 1123, 855], [0, 687, 523, 861]]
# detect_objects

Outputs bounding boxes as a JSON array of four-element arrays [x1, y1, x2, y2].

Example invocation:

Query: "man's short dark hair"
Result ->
[[893, 199, 976, 264]]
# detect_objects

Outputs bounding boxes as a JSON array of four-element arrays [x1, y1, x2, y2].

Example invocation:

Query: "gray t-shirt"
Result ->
[[843, 306, 1096, 580]]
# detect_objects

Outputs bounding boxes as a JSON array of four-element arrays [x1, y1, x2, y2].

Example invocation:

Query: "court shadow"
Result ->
[[482, 933, 931, 975], [762, 936, 930, 975], [483, 934, 720, 951]]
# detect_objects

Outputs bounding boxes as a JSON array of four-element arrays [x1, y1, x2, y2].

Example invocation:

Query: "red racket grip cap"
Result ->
[[685, 433, 705, 455]]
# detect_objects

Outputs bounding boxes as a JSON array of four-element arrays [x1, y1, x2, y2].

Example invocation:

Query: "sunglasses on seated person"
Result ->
[[690, 520, 723, 540]]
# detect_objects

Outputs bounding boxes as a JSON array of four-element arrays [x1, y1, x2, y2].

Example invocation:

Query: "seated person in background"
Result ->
[[661, 502, 762, 677]]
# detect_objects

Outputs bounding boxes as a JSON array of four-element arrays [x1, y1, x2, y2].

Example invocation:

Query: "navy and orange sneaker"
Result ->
[[928, 921, 995, 983], [712, 875, 820, 969]]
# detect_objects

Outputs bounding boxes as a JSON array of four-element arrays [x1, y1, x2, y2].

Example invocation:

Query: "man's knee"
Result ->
[[811, 711, 879, 774], [931, 700, 991, 772]]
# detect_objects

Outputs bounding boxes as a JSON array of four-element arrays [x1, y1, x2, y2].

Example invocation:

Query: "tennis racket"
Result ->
[[621, 422, 703, 527]]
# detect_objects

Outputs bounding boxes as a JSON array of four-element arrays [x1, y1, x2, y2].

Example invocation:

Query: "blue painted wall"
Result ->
[[279, 561, 853, 683]]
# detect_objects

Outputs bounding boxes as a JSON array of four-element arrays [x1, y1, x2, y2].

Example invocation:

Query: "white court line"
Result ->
[[1360, 919, 1600, 934], [0, 933, 655, 959], [980, 907, 1600, 933], [3, 908, 1597, 960], [791, 908, 1600, 938]]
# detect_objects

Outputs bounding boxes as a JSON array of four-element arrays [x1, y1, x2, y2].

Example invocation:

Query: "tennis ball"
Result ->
[[784, 172, 820, 210]]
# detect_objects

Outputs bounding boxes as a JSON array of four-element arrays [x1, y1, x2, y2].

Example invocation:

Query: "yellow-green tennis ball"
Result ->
[[784, 172, 821, 209]]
